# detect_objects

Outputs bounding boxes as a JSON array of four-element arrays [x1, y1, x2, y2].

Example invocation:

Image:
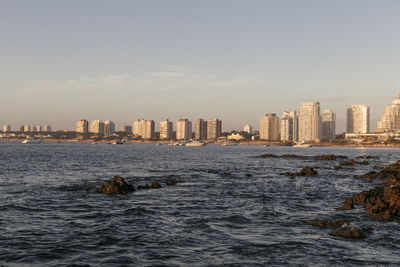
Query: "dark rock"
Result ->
[[281, 154, 307, 159], [314, 154, 348, 161], [97, 176, 135, 194], [356, 155, 379, 159], [245, 173, 253, 177], [165, 179, 177, 186], [285, 166, 318, 177], [137, 181, 162, 190], [258, 154, 278, 158], [223, 171, 232, 175], [373, 165, 384, 170], [311, 219, 350, 228], [330, 228, 369, 239]]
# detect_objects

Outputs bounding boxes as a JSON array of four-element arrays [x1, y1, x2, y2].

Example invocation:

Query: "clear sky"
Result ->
[[1, 0, 399, 132]]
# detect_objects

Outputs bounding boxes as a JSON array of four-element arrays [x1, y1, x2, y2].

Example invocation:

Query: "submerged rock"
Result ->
[[165, 179, 177, 186], [137, 181, 162, 190], [340, 159, 369, 166], [258, 154, 278, 158], [311, 219, 350, 228], [97, 176, 135, 194], [314, 154, 348, 161], [330, 227, 369, 239], [284, 166, 318, 177], [245, 173, 253, 177]]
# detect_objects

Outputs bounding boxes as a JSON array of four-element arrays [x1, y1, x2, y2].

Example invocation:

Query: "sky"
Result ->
[[1, 0, 400, 132]]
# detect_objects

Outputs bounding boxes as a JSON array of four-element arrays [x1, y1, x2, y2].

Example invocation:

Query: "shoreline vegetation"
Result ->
[[2, 138, 400, 148]]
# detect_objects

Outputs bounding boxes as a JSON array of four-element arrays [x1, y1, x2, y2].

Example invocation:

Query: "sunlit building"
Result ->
[[377, 93, 400, 133], [76, 119, 89, 133], [160, 119, 173, 140], [3, 125, 11, 132], [24, 124, 31, 132], [176, 119, 192, 140], [347, 104, 369, 134], [243, 124, 253, 134], [195, 118, 207, 140], [207, 119, 222, 140], [298, 102, 321, 141], [104, 121, 115, 137], [43, 125, 52, 132], [120, 125, 132, 134], [260, 114, 280, 141], [321, 109, 336, 141], [134, 119, 155, 139], [90, 120, 105, 136], [280, 111, 298, 141]]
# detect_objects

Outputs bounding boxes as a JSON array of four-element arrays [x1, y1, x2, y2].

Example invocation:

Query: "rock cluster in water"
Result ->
[[97, 176, 135, 194], [98, 176, 178, 194], [259, 154, 350, 160], [283, 166, 318, 177], [340, 160, 400, 221]]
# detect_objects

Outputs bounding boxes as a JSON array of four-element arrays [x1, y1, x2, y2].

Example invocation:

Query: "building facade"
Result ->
[[120, 125, 132, 134], [243, 124, 253, 134], [3, 125, 11, 132], [90, 120, 105, 135], [134, 119, 154, 139], [259, 113, 280, 141], [104, 121, 115, 137], [195, 118, 207, 140], [43, 125, 52, 132], [76, 119, 89, 133], [298, 102, 321, 141], [24, 124, 31, 132], [280, 111, 298, 141], [321, 109, 336, 141], [160, 119, 173, 140], [347, 104, 370, 134], [176, 119, 192, 140], [206, 119, 222, 140], [377, 93, 400, 133]]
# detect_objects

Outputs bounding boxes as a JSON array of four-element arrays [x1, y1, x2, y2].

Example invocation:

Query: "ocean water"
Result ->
[[1, 142, 400, 266]]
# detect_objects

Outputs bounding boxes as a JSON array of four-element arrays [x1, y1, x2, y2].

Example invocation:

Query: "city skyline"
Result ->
[[1, 1, 400, 131]]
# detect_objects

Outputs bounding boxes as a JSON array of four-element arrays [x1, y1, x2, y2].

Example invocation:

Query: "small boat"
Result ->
[[22, 137, 42, 144], [293, 141, 312, 148], [186, 141, 206, 147]]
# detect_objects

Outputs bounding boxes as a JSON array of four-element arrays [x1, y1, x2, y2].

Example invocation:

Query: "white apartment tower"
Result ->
[[321, 109, 336, 141], [280, 111, 298, 141], [76, 119, 89, 133], [120, 125, 132, 134], [259, 114, 280, 141], [3, 125, 11, 132], [347, 104, 370, 134], [134, 119, 154, 139], [195, 119, 207, 140], [298, 102, 321, 141], [90, 120, 105, 135], [24, 124, 31, 132], [176, 119, 192, 140], [104, 121, 115, 137], [377, 93, 400, 133], [243, 124, 253, 134], [160, 119, 173, 140], [207, 119, 222, 140]]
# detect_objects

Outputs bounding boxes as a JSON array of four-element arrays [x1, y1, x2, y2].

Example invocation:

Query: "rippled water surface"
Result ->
[[1, 142, 400, 266]]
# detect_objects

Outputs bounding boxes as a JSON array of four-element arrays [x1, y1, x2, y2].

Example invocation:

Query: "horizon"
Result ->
[[1, 1, 400, 132]]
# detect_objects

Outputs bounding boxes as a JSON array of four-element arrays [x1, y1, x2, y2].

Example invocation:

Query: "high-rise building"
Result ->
[[160, 119, 173, 140], [321, 109, 336, 141], [134, 119, 155, 139], [195, 119, 207, 140], [3, 125, 11, 132], [90, 120, 105, 135], [280, 111, 298, 141], [176, 119, 192, 140], [43, 125, 52, 132], [120, 125, 132, 134], [298, 102, 321, 141], [377, 93, 400, 133], [207, 119, 222, 140], [259, 114, 280, 141], [35, 125, 42, 132], [243, 124, 253, 134], [347, 104, 370, 134], [104, 121, 115, 137], [133, 119, 141, 136], [76, 119, 89, 133], [24, 124, 31, 132]]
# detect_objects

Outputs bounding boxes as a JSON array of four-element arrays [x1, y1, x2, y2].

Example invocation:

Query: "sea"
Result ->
[[1, 142, 400, 266]]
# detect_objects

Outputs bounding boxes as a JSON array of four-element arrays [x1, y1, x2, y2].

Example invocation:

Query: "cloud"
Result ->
[[27, 69, 271, 95]]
